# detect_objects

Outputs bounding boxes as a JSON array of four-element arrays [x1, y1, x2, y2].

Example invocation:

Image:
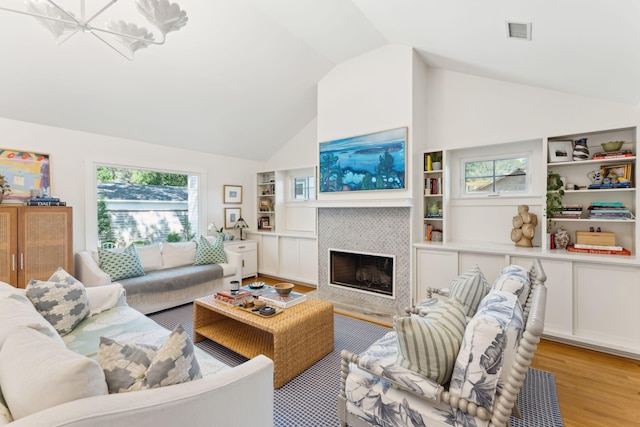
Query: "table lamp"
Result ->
[[234, 217, 249, 240]]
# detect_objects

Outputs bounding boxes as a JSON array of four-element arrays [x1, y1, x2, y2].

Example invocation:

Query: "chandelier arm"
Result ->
[[83, 0, 118, 27], [89, 31, 134, 61], [0, 6, 76, 25], [55, 28, 81, 46], [90, 27, 166, 46], [45, 0, 80, 25]]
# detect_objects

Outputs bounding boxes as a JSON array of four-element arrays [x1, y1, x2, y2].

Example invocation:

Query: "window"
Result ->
[[96, 165, 199, 247], [293, 176, 315, 200], [464, 156, 528, 195]]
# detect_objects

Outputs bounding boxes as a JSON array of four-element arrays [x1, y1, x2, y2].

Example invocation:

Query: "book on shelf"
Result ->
[[567, 245, 631, 256], [26, 200, 67, 206], [574, 243, 624, 251], [424, 224, 433, 241], [258, 290, 307, 308], [588, 182, 631, 189], [28, 196, 60, 202], [591, 150, 633, 159]]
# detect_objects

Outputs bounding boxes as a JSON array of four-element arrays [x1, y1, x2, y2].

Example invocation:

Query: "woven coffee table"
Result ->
[[193, 295, 334, 388]]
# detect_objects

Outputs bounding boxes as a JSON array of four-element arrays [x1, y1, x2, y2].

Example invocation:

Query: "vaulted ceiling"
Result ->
[[0, 0, 638, 161]]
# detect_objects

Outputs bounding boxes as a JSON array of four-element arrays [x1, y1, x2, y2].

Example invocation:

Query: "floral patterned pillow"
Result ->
[[449, 290, 524, 414]]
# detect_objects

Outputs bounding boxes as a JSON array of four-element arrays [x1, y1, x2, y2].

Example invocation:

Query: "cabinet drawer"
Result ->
[[224, 241, 257, 253]]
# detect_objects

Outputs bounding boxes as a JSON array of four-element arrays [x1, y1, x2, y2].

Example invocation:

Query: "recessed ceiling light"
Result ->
[[506, 21, 532, 41]]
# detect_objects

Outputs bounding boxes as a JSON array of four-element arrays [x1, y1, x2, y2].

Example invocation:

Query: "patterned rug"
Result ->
[[149, 303, 563, 427]]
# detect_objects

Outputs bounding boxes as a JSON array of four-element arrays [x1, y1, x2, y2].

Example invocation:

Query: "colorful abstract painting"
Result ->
[[0, 149, 51, 203], [319, 127, 406, 192]]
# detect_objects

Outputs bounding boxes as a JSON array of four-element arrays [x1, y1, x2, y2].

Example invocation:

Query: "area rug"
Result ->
[[149, 304, 563, 427]]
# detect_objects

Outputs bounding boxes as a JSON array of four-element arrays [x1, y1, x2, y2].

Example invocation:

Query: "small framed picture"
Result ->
[[548, 140, 574, 163], [224, 207, 241, 229], [601, 163, 632, 182], [259, 199, 271, 211], [223, 185, 242, 204]]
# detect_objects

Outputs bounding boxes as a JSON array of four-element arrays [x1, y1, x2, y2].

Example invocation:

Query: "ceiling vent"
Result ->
[[506, 22, 532, 41]]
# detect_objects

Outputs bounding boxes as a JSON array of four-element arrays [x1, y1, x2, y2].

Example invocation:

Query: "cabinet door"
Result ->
[[297, 238, 318, 285], [278, 237, 299, 278], [18, 207, 73, 288], [0, 207, 17, 286], [260, 235, 279, 276], [415, 249, 458, 302], [574, 263, 640, 351]]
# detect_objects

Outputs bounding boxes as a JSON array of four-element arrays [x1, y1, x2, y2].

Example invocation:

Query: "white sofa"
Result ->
[[338, 259, 547, 427], [75, 239, 242, 314], [0, 281, 274, 427]]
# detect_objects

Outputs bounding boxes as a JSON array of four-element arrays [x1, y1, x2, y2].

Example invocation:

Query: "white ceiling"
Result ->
[[0, 0, 639, 161]]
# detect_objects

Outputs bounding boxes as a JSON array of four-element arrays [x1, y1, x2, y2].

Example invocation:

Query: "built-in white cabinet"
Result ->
[[223, 239, 258, 279], [415, 243, 640, 359], [250, 233, 318, 286]]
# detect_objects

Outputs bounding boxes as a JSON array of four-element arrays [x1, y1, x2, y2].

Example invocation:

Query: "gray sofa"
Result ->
[[75, 239, 242, 314]]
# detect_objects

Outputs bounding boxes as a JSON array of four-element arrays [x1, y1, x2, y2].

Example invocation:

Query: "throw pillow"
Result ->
[[98, 324, 202, 393], [99, 244, 145, 282], [449, 265, 491, 317], [492, 264, 531, 306], [194, 234, 227, 265], [160, 241, 197, 269], [135, 243, 164, 272], [449, 290, 524, 412], [394, 298, 466, 384], [26, 278, 90, 336], [0, 326, 107, 420], [0, 296, 64, 348]]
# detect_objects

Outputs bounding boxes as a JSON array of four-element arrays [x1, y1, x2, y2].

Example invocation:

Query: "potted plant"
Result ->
[[546, 170, 565, 233], [0, 175, 11, 203], [431, 152, 442, 171]]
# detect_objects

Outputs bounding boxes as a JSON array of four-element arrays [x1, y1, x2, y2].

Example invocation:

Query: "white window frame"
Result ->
[[460, 152, 531, 198]]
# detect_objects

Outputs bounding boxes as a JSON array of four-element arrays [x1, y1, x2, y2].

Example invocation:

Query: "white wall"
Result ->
[[423, 69, 640, 152], [0, 117, 262, 254]]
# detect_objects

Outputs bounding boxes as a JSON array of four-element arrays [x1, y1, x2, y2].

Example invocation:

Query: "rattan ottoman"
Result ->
[[193, 295, 334, 388]]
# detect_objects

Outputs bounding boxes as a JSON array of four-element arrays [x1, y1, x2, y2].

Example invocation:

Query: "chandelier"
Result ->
[[0, 0, 188, 60]]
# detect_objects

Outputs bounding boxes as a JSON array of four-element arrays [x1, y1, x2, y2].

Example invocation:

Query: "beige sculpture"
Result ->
[[511, 205, 538, 247]]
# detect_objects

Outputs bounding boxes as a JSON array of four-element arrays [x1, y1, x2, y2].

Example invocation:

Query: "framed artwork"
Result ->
[[0, 148, 51, 203], [223, 184, 242, 204], [319, 127, 407, 192], [259, 199, 271, 211], [548, 140, 573, 163], [601, 163, 632, 182], [224, 207, 241, 229]]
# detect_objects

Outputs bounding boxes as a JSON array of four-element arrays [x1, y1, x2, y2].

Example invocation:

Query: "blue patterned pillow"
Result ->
[[194, 234, 227, 265], [492, 264, 531, 306], [99, 245, 145, 282], [26, 275, 90, 336], [449, 291, 524, 414], [98, 324, 201, 393]]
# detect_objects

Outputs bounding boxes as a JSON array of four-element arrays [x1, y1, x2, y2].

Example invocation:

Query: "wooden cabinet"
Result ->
[[223, 239, 258, 279], [0, 206, 73, 288]]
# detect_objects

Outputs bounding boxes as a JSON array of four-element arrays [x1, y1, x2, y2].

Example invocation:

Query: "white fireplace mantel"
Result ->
[[311, 198, 413, 208]]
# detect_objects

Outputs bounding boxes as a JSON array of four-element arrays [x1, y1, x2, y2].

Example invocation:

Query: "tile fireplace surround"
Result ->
[[317, 207, 411, 318]]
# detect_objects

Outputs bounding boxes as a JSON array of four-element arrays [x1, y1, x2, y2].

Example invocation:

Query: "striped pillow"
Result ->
[[449, 265, 491, 317], [395, 298, 466, 384]]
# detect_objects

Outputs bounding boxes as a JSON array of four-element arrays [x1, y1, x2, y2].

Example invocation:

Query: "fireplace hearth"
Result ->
[[329, 249, 395, 298]]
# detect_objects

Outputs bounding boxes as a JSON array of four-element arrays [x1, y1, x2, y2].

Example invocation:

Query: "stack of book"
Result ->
[[591, 150, 633, 160], [587, 202, 631, 220], [258, 290, 307, 308], [214, 289, 254, 306], [424, 177, 442, 195], [26, 196, 66, 206], [567, 245, 631, 256], [588, 181, 631, 189], [553, 204, 583, 219]]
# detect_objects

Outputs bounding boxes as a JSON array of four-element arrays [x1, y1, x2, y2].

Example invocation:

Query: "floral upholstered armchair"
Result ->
[[338, 259, 547, 427]]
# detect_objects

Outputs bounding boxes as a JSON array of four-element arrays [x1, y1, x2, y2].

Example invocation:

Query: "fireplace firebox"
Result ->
[[329, 249, 395, 298]]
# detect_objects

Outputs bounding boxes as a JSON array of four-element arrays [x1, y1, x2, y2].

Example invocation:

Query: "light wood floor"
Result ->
[[244, 276, 640, 426]]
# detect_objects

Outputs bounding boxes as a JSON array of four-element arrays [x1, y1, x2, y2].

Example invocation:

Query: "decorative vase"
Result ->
[[432, 161, 442, 171], [573, 138, 589, 161], [554, 226, 570, 250]]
